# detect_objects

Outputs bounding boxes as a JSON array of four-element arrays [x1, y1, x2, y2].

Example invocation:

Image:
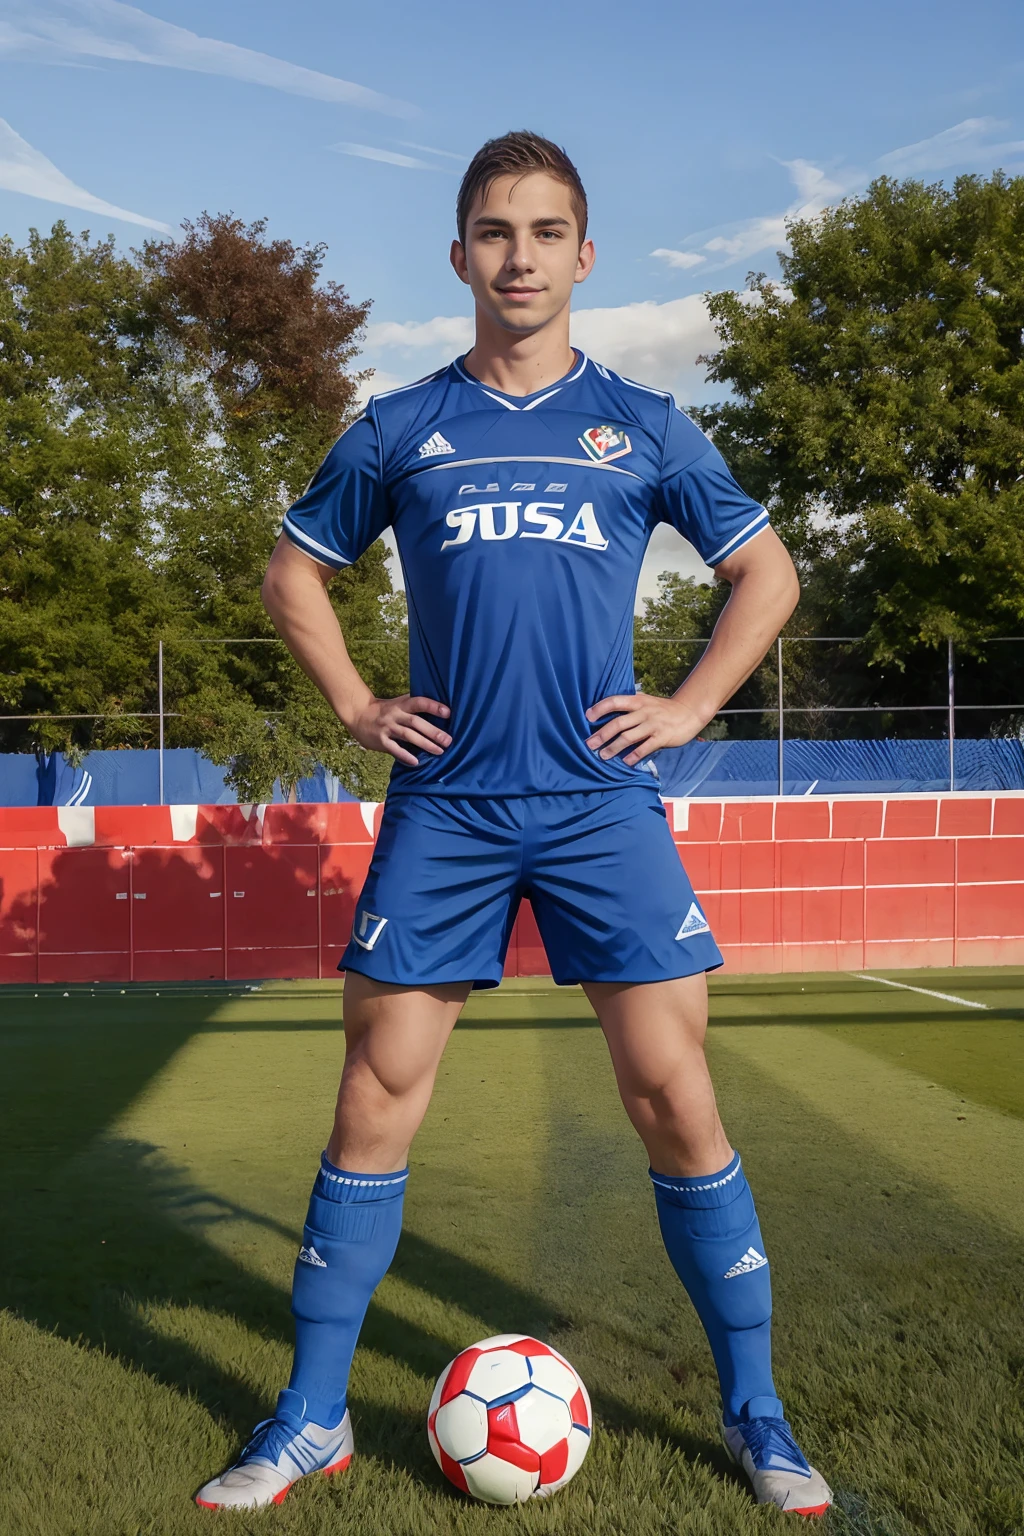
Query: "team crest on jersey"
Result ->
[[578, 423, 632, 463]]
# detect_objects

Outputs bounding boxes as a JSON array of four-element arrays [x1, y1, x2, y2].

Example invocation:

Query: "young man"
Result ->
[[195, 131, 831, 1517]]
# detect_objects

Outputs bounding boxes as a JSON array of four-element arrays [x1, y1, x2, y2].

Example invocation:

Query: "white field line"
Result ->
[[852, 973, 989, 1009]]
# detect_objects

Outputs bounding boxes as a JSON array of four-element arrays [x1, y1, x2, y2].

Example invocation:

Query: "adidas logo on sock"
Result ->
[[723, 1246, 768, 1279], [298, 1244, 328, 1268], [675, 901, 710, 940], [418, 431, 454, 458]]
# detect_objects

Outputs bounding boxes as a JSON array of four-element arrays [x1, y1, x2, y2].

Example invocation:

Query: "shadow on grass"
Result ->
[[0, 993, 715, 1491]]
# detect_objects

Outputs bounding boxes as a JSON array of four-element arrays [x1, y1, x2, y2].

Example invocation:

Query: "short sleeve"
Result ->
[[282, 413, 390, 569], [656, 406, 769, 567]]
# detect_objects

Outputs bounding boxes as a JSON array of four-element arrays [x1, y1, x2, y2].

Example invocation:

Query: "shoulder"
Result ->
[[584, 358, 711, 473], [360, 365, 463, 473], [315, 410, 379, 476], [364, 366, 456, 454]]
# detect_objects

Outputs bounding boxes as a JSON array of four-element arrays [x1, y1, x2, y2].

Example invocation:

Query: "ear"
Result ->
[[450, 239, 470, 285], [574, 238, 596, 286]]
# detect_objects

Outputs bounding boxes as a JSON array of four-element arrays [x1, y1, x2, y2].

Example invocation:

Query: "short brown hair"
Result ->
[[456, 131, 588, 245]]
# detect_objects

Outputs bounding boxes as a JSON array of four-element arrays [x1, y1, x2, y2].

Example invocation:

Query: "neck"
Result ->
[[463, 306, 575, 397]]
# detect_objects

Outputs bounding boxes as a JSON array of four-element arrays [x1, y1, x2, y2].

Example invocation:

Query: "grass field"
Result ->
[[2, 968, 1023, 1536]]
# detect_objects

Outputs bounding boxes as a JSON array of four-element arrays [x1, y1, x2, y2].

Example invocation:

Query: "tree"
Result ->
[[0, 217, 406, 797], [647, 171, 1024, 738]]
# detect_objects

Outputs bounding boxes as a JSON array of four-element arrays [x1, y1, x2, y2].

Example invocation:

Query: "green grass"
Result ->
[[1, 969, 1023, 1536]]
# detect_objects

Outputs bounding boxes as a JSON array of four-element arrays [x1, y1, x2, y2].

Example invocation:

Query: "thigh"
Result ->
[[341, 795, 523, 990], [585, 974, 709, 1095], [341, 970, 470, 1094], [526, 790, 724, 986], [332, 972, 472, 1169], [585, 975, 731, 1174]]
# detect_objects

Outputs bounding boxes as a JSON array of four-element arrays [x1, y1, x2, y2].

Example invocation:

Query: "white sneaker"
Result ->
[[195, 1390, 353, 1510], [723, 1415, 832, 1517]]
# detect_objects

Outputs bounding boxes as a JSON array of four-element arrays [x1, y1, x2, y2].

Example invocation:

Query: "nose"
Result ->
[[504, 238, 536, 275]]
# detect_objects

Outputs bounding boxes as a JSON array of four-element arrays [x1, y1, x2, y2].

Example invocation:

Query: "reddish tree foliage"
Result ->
[[145, 213, 370, 425]]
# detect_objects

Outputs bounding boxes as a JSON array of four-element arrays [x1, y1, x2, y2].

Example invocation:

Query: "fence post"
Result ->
[[947, 637, 955, 794], [777, 636, 785, 797], [158, 640, 165, 807]]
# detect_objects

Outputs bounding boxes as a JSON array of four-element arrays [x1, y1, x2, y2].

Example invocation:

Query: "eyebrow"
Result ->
[[471, 215, 572, 230]]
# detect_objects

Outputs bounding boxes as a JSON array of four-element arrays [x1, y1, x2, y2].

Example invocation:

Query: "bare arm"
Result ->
[[585, 526, 799, 766], [261, 535, 450, 767]]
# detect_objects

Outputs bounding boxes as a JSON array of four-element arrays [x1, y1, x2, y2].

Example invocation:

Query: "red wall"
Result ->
[[1, 794, 1022, 984]]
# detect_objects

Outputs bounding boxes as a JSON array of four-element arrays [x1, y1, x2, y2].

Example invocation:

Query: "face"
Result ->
[[450, 171, 595, 335]]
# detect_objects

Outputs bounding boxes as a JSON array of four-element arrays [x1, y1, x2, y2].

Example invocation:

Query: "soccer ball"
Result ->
[[427, 1333, 592, 1504]]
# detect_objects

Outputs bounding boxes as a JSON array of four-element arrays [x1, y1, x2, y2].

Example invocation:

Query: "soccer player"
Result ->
[[195, 131, 832, 1517]]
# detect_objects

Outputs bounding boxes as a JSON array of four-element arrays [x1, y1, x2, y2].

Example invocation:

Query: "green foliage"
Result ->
[[0, 217, 404, 797], [678, 170, 1024, 736]]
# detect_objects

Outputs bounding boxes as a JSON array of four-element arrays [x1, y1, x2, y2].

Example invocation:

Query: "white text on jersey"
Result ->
[[440, 500, 609, 552]]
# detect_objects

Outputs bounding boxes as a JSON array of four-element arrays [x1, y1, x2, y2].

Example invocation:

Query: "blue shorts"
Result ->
[[341, 788, 723, 990]]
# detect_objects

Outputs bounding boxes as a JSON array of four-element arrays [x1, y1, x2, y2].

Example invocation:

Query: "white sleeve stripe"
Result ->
[[705, 509, 770, 566], [283, 516, 350, 567]]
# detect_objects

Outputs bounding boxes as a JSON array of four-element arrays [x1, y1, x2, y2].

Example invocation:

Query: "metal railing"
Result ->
[[638, 635, 1024, 794], [5, 634, 1023, 801]]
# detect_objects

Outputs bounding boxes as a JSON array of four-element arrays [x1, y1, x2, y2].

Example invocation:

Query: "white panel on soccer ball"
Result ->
[[526, 1354, 580, 1406], [513, 1385, 572, 1455], [462, 1450, 539, 1505], [465, 1348, 531, 1404], [538, 1425, 592, 1495], [427, 1357, 454, 1420], [434, 1395, 488, 1462]]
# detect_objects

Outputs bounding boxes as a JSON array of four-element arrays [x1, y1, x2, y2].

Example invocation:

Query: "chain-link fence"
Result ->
[[4, 635, 1023, 801]]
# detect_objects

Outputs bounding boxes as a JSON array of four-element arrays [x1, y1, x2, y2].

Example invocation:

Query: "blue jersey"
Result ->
[[283, 351, 770, 797]]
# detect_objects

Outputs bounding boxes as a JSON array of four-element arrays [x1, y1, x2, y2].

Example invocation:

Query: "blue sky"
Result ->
[[1, 0, 1022, 596]]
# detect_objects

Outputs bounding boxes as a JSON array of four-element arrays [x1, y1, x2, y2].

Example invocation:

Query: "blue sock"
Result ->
[[650, 1151, 783, 1426], [286, 1154, 407, 1427]]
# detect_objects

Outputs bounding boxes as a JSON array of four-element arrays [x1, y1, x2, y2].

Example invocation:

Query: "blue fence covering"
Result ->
[[0, 748, 358, 808], [653, 737, 1024, 796], [1, 739, 1022, 808]]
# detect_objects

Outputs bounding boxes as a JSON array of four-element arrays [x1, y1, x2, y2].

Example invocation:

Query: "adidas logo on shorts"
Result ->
[[724, 1246, 768, 1279], [675, 901, 710, 940]]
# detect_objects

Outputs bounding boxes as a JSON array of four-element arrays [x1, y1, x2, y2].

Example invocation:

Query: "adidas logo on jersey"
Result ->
[[441, 499, 608, 552], [418, 431, 454, 458], [298, 1244, 328, 1268], [675, 901, 710, 939], [724, 1246, 768, 1279]]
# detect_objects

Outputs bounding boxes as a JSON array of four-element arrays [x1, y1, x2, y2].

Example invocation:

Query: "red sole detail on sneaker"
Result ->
[[322, 1455, 352, 1477], [195, 1481, 296, 1511], [790, 1503, 831, 1518]]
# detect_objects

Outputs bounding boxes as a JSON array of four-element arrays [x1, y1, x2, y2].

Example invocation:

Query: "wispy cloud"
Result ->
[[397, 141, 467, 163], [0, 115, 170, 229], [329, 143, 446, 171], [652, 118, 1024, 277], [652, 159, 845, 275], [0, 0, 415, 116], [878, 116, 1024, 175], [650, 247, 705, 270]]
